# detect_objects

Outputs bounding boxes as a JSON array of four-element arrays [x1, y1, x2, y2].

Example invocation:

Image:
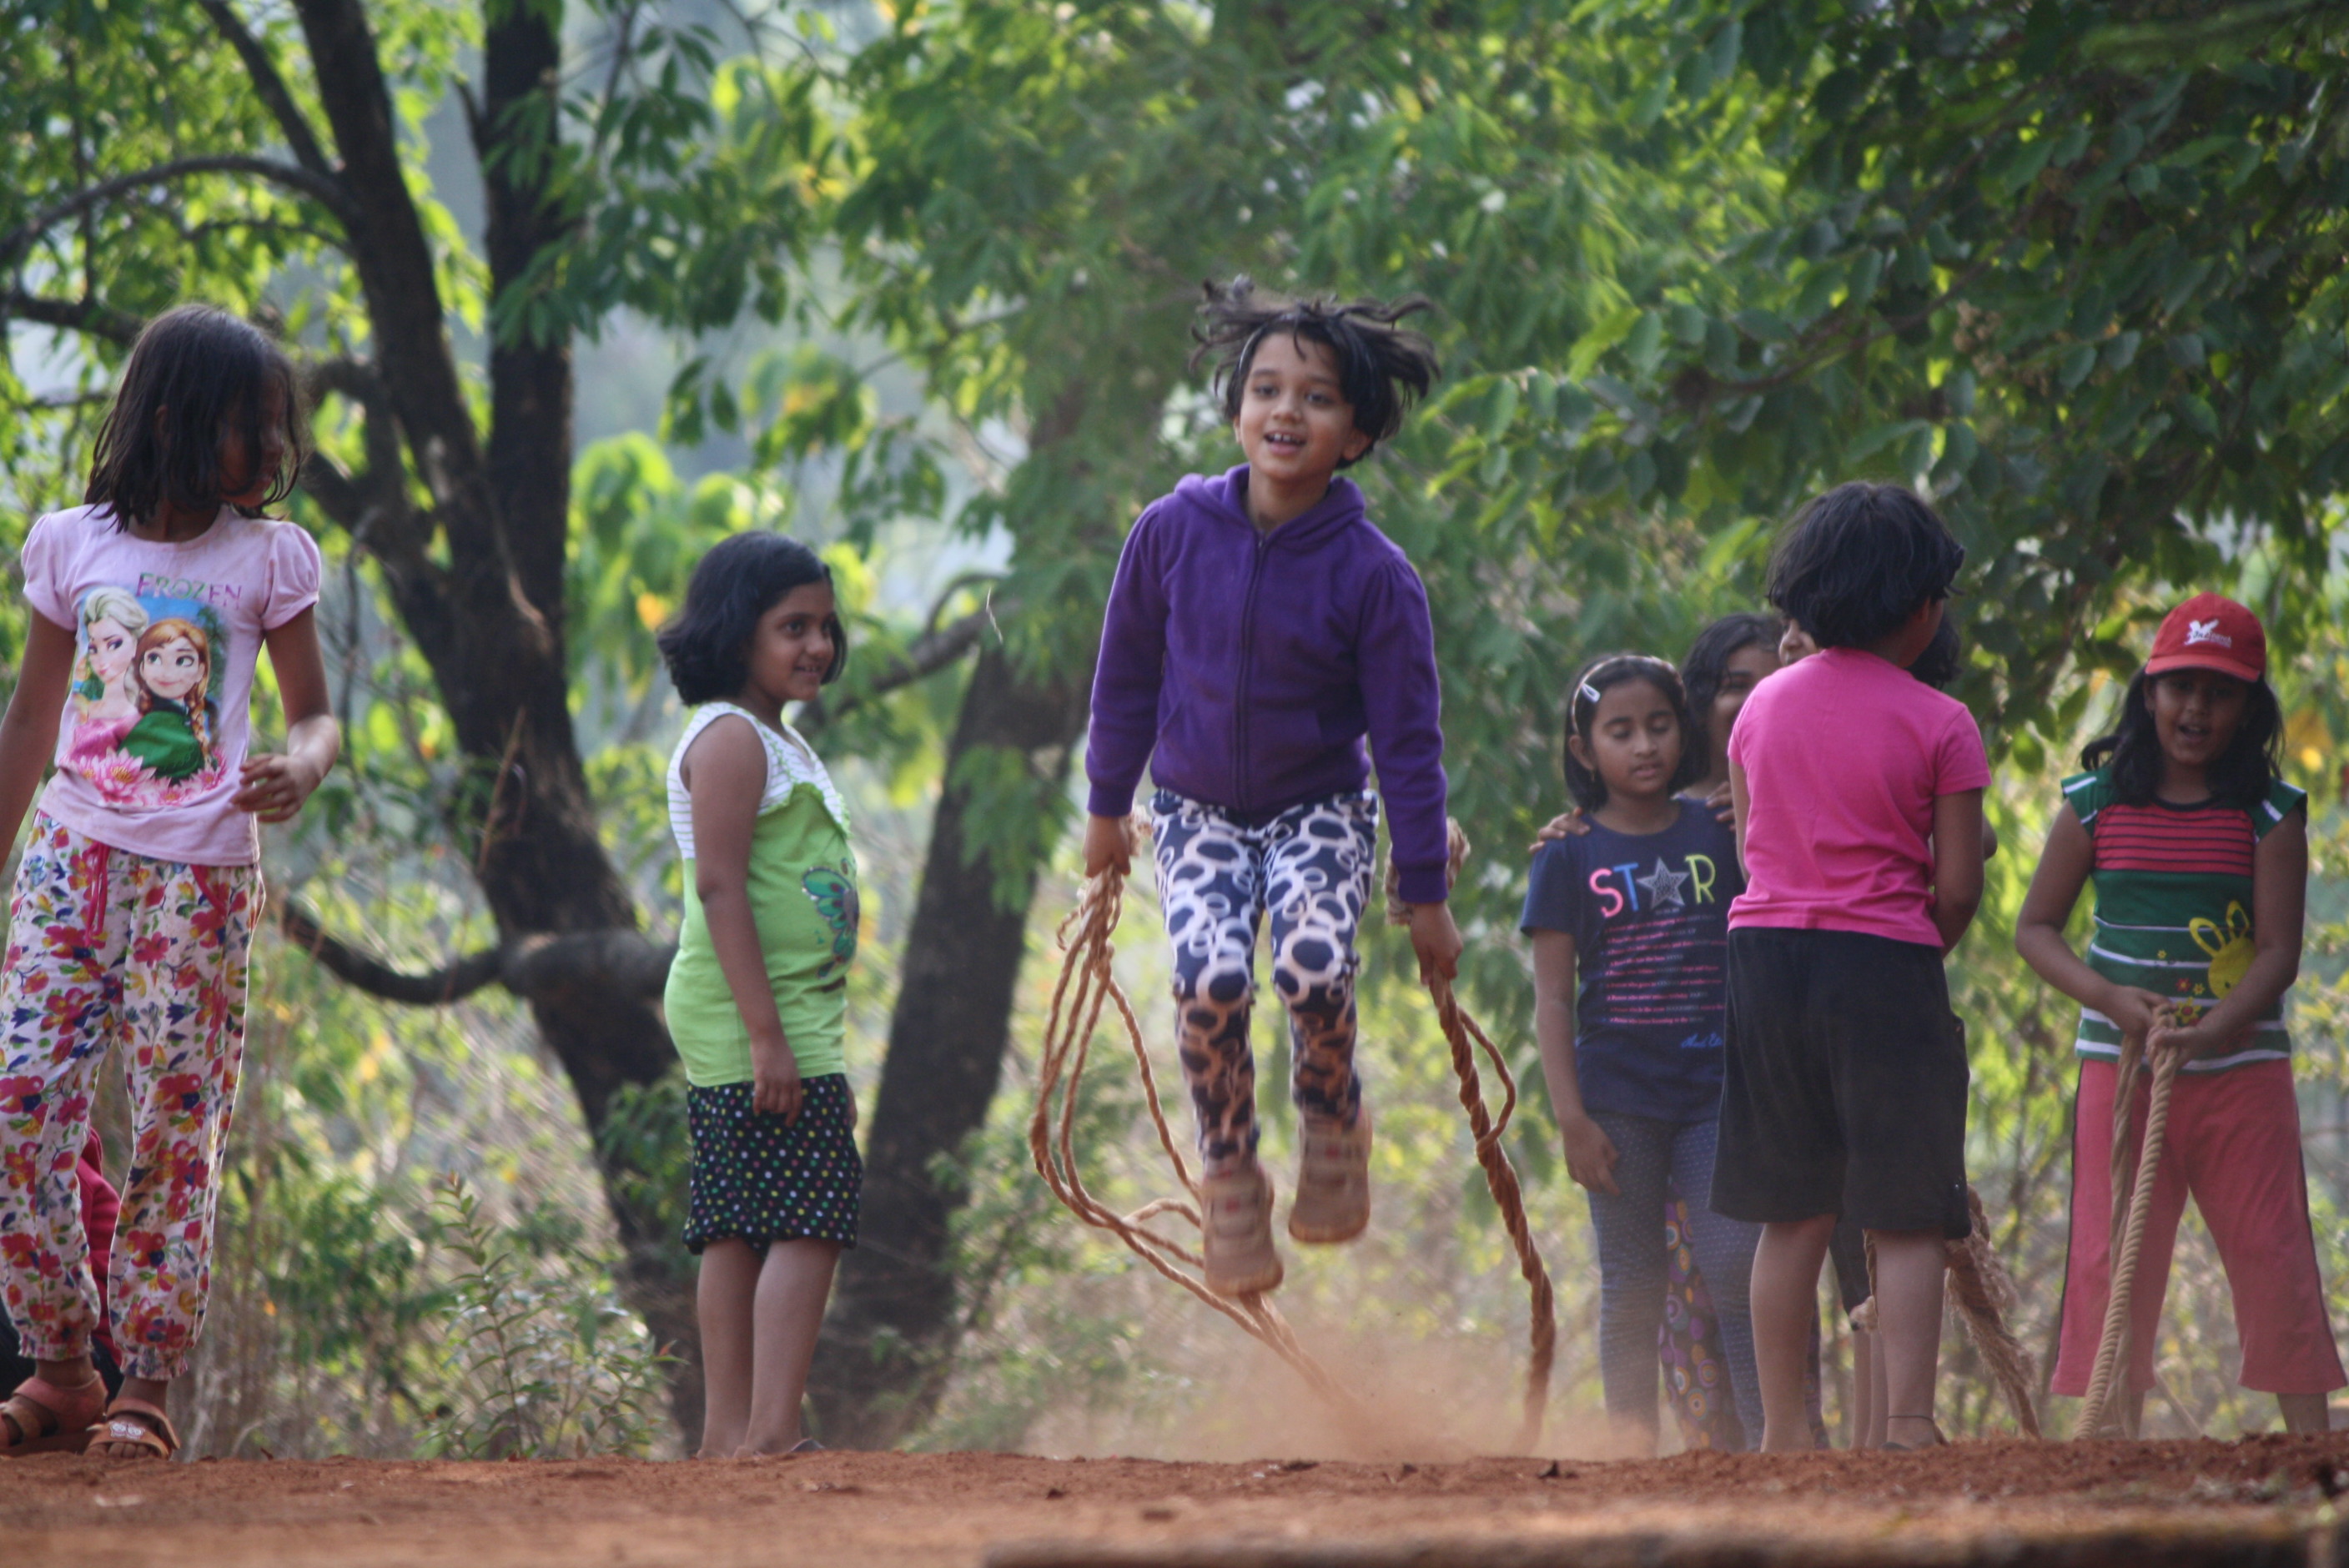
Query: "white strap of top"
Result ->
[[666, 701, 848, 859]]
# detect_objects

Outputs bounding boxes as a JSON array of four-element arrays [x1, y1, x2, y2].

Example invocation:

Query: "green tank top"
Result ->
[[663, 705, 858, 1086]]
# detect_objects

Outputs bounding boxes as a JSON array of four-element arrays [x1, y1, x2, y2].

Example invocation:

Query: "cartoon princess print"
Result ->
[[64, 587, 150, 766], [63, 594, 228, 807], [122, 618, 216, 784]]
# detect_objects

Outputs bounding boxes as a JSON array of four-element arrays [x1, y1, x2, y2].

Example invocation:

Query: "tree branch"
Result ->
[[1, 290, 141, 344], [0, 155, 359, 266], [194, 0, 340, 182], [864, 606, 998, 701], [503, 929, 677, 1002], [296, 450, 367, 531], [281, 901, 505, 1004], [282, 902, 675, 1007], [802, 604, 1001, 733], [307, 354, 392, 414], [298, 354, 459, 655]]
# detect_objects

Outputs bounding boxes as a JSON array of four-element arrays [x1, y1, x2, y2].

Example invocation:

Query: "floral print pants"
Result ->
[[0, 815, 258, 1380]]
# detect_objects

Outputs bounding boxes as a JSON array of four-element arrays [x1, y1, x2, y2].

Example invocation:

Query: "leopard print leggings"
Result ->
[[1149, 789, 1379, 1173]]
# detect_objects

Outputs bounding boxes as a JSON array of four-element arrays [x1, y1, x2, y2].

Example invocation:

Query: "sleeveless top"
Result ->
[[2063, 766, 2305, 1075], [663, 702, 858, 1086]]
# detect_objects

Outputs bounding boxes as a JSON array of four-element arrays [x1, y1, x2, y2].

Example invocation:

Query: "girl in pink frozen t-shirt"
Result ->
[[0, 305, 340, 1463], [1712, 482, 1988, 1453]]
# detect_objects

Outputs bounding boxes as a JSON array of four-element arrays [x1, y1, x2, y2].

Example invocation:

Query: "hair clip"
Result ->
[[1578, 681, 1602, 704]]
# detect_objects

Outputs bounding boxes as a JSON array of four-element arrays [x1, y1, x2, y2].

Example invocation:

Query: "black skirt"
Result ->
[[684, 1075, 862, 1252]]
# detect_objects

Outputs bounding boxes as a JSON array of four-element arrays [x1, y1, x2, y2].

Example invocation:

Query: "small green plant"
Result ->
[[596, 1070, 696, 1280], [421, 1174, 672, 1460]]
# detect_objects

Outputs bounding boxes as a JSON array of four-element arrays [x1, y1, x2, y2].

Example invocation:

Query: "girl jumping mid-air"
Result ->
[[658, 532, 862, 1456], [1084, 279, 1460, 1298], [1523, 654, 1764, 1454], [1713, 482, 1986, 1452], [0, 304, 339, 1459], [2016, 594, 2342, 1435]]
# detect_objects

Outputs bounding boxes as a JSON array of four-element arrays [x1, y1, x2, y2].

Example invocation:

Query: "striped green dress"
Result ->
[[2063, 767, 2305, 1075]]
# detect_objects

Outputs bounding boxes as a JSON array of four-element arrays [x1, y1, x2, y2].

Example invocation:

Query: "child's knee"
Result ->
[[1271, 938, 1356, 1014], [1172, 960, 1254, 1045]]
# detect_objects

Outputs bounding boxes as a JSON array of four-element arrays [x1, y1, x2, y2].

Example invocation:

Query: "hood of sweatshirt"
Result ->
[[1173, 466, 1368, 550]]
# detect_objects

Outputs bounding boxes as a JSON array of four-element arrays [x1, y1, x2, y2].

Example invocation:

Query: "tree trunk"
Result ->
[[808, 644, 1089, 1447], [293, 0, 707, 1435]]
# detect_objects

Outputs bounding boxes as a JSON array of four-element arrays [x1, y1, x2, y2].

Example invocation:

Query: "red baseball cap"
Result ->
[[2144, 593, 2266, 683]]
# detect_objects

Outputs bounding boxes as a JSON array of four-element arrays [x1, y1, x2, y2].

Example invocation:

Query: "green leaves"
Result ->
[[1407, 0, 2349, 757]]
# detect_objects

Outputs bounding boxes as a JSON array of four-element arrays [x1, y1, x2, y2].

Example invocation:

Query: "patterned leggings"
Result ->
[[1149, 789, 1377, 1173], [0, 815, 259, 1380], [1587, 1112, 1763, 1445]]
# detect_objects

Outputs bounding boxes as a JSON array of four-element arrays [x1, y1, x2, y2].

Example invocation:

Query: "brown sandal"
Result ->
[[92, 1397, 178, 1461], [0, 1375, 105, 1457]]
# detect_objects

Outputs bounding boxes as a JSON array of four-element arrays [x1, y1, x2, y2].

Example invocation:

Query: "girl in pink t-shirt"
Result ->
[[1712, 482, 1988, 1452], [0, 305, 340, 1461]]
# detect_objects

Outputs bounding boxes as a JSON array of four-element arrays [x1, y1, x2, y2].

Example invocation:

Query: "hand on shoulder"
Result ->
[[1528, 807, 1591, 854]]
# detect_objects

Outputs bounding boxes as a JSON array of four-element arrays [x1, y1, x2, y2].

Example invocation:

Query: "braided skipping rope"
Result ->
[[1381, 818, 1557, 1452], [1027, 837, 1361, 1417], [1026, 814, 1556, 1449], [2071, 1013, 2190, 1440]]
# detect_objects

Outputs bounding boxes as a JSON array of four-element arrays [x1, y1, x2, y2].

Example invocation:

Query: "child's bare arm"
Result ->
[[2158, 806, 2306, 1059], [2013, 804, 2164, 1038], [239, 608, 342, 822], [1531, 928, 1617, 1195], [1928, 787, 1984, 952], [686, 717, 801, 1122], [0, 614, 75, 855], [1728, 761, 1751, 877]]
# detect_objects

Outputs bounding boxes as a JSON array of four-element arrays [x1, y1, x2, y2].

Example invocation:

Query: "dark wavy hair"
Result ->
[[2080, 668, 2282, 810], [1190, 277, 1439, 465], [85, 304, 308, 529], [1907, 615, 1962, 690], [1768, 482, 1965, 650], [1682, 612, 1781, 766], [656, 532, 847, 705], [1562, 654, 1700, 811]]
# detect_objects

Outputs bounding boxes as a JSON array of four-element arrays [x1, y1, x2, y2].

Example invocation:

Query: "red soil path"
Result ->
[[5, 1435, 2346, 1567]]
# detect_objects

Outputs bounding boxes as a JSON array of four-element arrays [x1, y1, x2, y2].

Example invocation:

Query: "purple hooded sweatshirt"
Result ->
[[1085, 465, 1451, 905]]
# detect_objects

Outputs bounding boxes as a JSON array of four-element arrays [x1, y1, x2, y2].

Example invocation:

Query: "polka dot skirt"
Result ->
[[684, 1076, 862, 1253]]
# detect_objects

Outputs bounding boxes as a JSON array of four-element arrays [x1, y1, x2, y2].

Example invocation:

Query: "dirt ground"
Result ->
[[5, 1434, 2347, 1568]]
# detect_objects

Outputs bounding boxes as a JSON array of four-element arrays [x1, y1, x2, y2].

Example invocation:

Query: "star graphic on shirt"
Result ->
[[1637, 857, 1689, 912]]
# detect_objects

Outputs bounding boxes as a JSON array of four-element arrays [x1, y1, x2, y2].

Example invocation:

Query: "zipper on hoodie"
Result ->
[[1232, 528, 1274, 813]]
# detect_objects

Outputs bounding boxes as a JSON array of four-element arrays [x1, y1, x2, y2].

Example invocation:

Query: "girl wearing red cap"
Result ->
[[2017, 594, 2343, 1435]]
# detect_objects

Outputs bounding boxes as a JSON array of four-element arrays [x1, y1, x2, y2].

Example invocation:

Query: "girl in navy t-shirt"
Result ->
[[1523, 654, 1763, 1453]]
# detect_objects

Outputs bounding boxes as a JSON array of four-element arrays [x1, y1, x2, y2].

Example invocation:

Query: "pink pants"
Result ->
[[2050, 1058, 2344, 1397]]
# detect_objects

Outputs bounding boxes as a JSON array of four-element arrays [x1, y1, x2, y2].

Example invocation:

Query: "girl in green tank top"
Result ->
[[656, 533, 859, 1459]]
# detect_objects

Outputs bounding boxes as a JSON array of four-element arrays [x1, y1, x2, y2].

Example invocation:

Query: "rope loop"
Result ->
[[1028, 832, 1361, 1415], [1028, 813, 1556, 1450]]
